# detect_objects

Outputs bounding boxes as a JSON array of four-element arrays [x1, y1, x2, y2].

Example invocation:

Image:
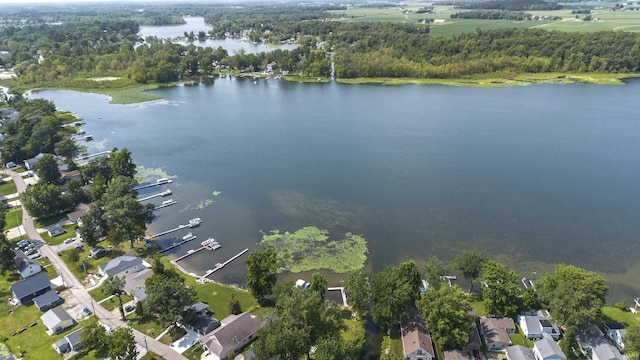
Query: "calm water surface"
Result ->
[[33, 79, 640, 300], [138, 16, 297, 54]]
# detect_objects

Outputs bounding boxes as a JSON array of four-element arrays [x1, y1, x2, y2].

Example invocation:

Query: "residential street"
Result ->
[[6, 169, 187, 360]]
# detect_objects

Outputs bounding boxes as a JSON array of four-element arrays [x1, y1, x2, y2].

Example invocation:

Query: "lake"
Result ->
[[33, 78, 640, 301], [138, 16, 298, 54]]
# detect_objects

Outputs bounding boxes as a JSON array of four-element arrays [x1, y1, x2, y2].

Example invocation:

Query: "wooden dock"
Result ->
[[73, 150, 110, 162], [202, 248, 249, 278], [138, 190, 172, 202], [133, 179, 172, 191], [159, 234, 197, 253], [148, 219, 202, 238], [153, 200, 176, 210], [173, 241, 222, 262]]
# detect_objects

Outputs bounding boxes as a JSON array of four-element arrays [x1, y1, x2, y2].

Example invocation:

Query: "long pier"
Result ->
[[73, 150, 110, 162], [148, 218, 202, 238], [138, 190, 172, 202], [154, 200, 176, 210], [202, 248, 249, 278], [174, 246, 208, 261], [159, 234, 197, 253], [133, 179, 172, 191]]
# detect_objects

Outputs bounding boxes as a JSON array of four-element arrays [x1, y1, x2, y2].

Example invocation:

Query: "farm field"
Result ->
[[330, 1, 640, 36]]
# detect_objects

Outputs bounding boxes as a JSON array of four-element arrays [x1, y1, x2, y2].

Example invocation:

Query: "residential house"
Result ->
[[67, 203, 90, 223], [59, 170, 81, 185], [47, 225, 65, 237], [98, 254, 143, 278], [34, 291, 63, 311], [401, 315, 435, 360], [89, 246, 106, 259], [604, 323, 627, 350], [533, 335, 566, 360], [53, 338, 70, 354], [479, 317, 515, 350], [23, 153, 45, 170], [10, 272, 52, 305], [65, 327, 85, 351], [14, 250, 42, 278], [123, 268, 152, 302], [184, 314, 220, 336], [506, 345, 537, 360], [190, 301, 210, 315], [519, 314, 560, 340], [577, 326, 626, 360], [445, 350, 469, 360], [200, 312, 261, 360], [41, 306, 74, 334]]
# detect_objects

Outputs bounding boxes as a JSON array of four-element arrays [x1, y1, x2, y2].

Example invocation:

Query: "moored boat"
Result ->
[[189, 218, 202, 228], [182, 232, 196, 241]]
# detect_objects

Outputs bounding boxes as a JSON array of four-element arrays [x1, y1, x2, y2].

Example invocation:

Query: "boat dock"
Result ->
[[148, 218, 203, 238], [133, 179, 172, 191], [202, 248, 249, 278], [173, 239, 222, 262], [73, 150, 111, 162], [159, 233, 197, 253], [138, 189, 172, 202], [327, 287, 348, 307], [154, 199, 176, 210]]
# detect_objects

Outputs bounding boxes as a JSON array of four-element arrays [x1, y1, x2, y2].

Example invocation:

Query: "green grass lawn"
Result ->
[[40, 223, 77, 245], [126, 314, 169, 339], [0, 180, 17, 196], [34, 215, 68, 228], [601, 306, 640, 327], [86, 85, 164, 104], [4, 209, 23, 230], [182, 344, 205, 360]]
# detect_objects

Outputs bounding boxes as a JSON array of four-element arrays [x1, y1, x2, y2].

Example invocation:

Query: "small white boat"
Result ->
[[84, 135, 94, 141], [161, 189, 172, 196], [189, 218, 202, 228], [182, 232, 196, 241], [157, 178, 169, 183], [162, 199, 174, 205]]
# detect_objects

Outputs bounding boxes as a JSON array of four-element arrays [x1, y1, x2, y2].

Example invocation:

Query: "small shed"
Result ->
[[53, 338, 70, 354]]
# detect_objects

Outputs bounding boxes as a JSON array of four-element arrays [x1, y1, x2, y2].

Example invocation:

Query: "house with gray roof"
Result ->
[[123, 268, 152, 301], [479, 317, 515, 351], [577, 326, 627, 360], [401, 315, 435, 360], [533, 335, 566, 360], [200, 312, 261, 360], [53, 338, 70, 354], [14, 250, 42, 279], [185, 314, 220, 336], [65, 327, 85, 351], [41, 306, 74, 335], [10, 272, 52, 305], [604, 323, 627, 350], [507, 345, 536, 360], [519, 314, 561, 340], [34, 291, 63, 311], [98, 254, 143, 278]]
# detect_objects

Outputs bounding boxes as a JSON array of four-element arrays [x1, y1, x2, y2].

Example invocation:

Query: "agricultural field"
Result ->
[[330, 1, 640, 36]]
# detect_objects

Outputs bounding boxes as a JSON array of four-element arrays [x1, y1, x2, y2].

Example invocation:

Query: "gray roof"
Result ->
[[133, 287, 147, 302], [445, 350, 469, 360], [535, 336, 566, 360], [480, 317, 513, 345], [65, 327, 84, 347], [189, 315, 219, 334], [507, 345, 536, 360], [10, 272, 51, 299], [202, 312, 261, 356], [190, 302, 209, 314], [14, 250, 40, 273], [522, 315, 542, 334], [99, 254, 142, 277], [53, 338, 70, 353], [123, 268, 152, 294], [605, 323, 625, 330], [34, 291, 62, 310], [41, 306, 73, 330], [578, 327, 624, 360]]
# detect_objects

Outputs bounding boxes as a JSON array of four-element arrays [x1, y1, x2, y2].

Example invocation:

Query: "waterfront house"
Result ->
[[184, 314, 220, 336], [506, 345, 536, 360], [10, 272, 52, 305], [123, 268, 152, 301], [533, 335, 566, 360], [34, 291, 63, 311], [577, 326, 625, 360], [14, 249, 42, 278], [41, 306, 74, 335], [98, 254, 143, 278], [519, 314, 561, 340], [200, 312, 261, 360], [479, 317, 515, 350], [604, 323, 627, 350], [401, 315, 435, 360]]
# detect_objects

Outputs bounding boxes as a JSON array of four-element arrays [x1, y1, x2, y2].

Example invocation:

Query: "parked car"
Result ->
[[82, 307, 92, 316], [63, 238, 75, 244], [124, 305, 135, 313]]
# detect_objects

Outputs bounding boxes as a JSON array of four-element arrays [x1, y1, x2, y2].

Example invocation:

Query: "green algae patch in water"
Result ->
[[260, 226, 368, 273]]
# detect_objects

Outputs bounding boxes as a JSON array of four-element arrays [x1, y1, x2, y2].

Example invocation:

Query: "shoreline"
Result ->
[[14, 72, 639, 105]]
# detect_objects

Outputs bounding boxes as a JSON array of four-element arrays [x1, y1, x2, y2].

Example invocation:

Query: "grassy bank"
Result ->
[[336, 73, 639, 87]]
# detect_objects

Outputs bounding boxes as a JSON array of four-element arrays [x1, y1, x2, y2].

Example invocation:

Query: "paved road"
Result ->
[[6, 170, 187, 360]]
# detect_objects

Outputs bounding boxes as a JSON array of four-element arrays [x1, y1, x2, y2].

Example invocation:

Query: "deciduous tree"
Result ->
[[80, 322, 108, 355], [536, 264, 608, 328], [481, 260, 520, 317], [424, 255, 448, 290], [342, 270, 371, 318], [625, 327, 640, 360], [418, 284, 473, 350], [246, 247, 279, 305], [371, 262, 419, 332], [35, 153, 60, 184], [144, 269, 196, 325], [454, 250, 487, 292], [108, 327, 138, 360], [104, 275, 126, 320]]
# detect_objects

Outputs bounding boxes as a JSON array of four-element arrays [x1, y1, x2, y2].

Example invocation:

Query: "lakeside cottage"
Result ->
[[533, 335, 566, 360], [98, 254, 144, 278], [401, 315, 435, 360], [479, 317, 515, 350]]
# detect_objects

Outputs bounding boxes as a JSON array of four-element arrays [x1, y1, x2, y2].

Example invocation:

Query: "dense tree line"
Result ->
[[451, 10, 535, 20], [455, 0, 562, 11]]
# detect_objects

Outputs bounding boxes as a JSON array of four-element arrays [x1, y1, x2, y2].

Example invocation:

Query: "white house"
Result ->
[[519, 315, 561, 340], [578, 326, 626, 360], [14, 250, 42, 278], [401, 315, 435, 360], [41, 306, 75, 335], [98, 254, 143, 278], [533, 335, 566, 360], [604, 323, 627, 350]]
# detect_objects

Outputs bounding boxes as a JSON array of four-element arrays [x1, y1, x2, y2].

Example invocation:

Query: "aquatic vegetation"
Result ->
[[260, 226, 368, 273], [212, 191, 222, 196], [181, 199, 215, 212], [135, 166, 172, 183]]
